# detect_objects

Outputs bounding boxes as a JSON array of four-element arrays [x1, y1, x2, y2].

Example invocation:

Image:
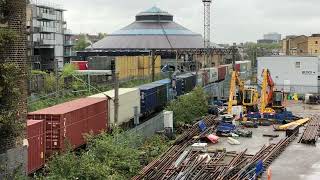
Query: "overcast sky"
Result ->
[[59, 0, 320, 44]]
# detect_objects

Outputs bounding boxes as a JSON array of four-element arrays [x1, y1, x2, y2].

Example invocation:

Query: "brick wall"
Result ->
[[0, 0, 27, 156]]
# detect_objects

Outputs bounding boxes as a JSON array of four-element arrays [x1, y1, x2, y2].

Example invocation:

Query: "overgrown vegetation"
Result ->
[[0, 63, 24, 150], [28, 73, 165, 112], [166, 87, 208, 127], [40, 130, 170, 179]]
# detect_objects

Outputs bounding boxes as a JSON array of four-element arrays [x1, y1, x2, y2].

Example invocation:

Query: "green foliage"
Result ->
[[74, 34, 91, 51], [0, 28, 16, 49], [62, 63, 77, 77], [31, 70, 47, 75], [98, 32, 107, 40], [166, 87, 208, 127], [0, 63, 24, 145], [139, 135, 171, 166], [44, 129, 142, 179]]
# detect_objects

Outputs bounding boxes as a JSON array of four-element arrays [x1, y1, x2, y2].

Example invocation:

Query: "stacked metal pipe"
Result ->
[[299, 115, 320, 144]]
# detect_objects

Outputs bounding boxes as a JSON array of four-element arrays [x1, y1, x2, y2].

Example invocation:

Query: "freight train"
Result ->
[[26, 61, 251, 174]]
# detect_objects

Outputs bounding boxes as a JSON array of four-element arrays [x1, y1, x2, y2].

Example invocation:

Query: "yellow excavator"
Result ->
[[260, 69, 285, 113], [227, 71, 259, 114]]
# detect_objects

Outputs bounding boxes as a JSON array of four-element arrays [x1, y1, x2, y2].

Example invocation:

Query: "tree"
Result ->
[[74, 34, 90, 51], [98, 32, 107, 40], [166, 87, 208, 127]]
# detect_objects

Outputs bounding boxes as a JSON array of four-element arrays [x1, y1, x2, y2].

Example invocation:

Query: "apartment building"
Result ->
[[282, 34, 320, 56], [26, 0, 74, 71]]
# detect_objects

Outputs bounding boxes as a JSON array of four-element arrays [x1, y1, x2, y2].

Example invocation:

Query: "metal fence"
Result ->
[[128, 112, 164, 140]]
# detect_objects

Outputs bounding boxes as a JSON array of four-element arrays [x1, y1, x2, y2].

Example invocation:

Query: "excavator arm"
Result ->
[[227, 71, 244, 114], [260, 69, 276, 113]]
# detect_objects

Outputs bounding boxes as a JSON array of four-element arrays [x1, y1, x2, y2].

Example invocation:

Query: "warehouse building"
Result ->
[[257, 56, 320, 94]]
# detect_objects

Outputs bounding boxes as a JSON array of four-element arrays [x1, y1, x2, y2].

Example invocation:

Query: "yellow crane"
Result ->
[[227, 71, 259, 114]]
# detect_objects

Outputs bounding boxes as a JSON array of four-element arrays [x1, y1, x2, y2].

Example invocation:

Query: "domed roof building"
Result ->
[[89, 7, 204, 50]]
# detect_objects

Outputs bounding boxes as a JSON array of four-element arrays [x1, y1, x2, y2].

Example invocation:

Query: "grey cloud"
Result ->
[[61, 0, 320, 44]]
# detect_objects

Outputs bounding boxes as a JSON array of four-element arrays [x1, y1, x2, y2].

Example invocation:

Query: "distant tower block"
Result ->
[[202, 0, 212, 48]]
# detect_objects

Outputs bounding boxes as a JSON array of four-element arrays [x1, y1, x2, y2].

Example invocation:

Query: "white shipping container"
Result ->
[[89, 88, 140, 125], [257, 56, 319, 94], [208, 67, 218, 83]]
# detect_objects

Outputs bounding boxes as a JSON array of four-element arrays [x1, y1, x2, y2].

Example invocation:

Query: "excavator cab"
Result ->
[[272, 91, 284, 108], [242, 88, 259, 112]]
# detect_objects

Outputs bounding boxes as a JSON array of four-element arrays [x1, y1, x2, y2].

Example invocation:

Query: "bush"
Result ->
[[166, 87, 208, 127], [44, 129, 142, 179]]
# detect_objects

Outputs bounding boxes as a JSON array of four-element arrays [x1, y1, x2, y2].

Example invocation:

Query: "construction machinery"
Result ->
[[227, 71, 259, 114], [260, 69, 285, 113]]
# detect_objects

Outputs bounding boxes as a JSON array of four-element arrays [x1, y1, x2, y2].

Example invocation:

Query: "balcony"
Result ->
[[40, 26, 56, 33], [64, 29, 73, 35], [64, 51, 76, 57], [37, 13, 56, 20], [64, 40, 74, 46], [41, 39, 55, 45]]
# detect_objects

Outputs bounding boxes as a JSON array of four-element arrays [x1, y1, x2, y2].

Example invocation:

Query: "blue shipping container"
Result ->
[[139, 83, 167, 114], [152, 78, 173, 101]]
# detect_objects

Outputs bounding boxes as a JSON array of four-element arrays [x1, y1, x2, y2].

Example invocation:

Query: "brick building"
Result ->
[[282, 34, 320, 56]]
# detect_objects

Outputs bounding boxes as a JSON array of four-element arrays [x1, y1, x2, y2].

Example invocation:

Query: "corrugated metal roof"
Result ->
[[89, 88, 139, 98]]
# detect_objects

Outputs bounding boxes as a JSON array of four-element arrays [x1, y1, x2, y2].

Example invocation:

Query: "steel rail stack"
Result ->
[[299, 115, 320, 144]]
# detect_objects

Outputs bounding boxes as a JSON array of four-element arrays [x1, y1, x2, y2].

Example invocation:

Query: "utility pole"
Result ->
[[55, 59, 59, 100], [202, 0, 212, 68], [175, 50, 178, 72], [151, 50, 155, 81], [114, 72, 119, 125]]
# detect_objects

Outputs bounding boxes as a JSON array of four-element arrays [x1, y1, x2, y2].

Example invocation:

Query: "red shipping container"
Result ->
[[218, 66, 227, 81], [28, 98, 107, 156], [71, 61, 88, 70], [235, 64, 241, 72], [27, 120, 45, 174]]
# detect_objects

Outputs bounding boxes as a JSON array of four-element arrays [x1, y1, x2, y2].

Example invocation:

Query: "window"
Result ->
[[295, 62, 301, 68], [316, 41, 318, 44]]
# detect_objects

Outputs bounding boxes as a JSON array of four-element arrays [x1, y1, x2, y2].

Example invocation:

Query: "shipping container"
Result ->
[[176, 73, 197, 94], [200, 69, 210, 86], [208, 67, 218, 83], [196, 71, 204, 86], [235, 64, 241, 72], [89, 88, 140, 126], [218, 66, 227, 81], [152, 79, 173, 101], [139, 83, 167, 114], [71, 61, 88, 70], [27, 120, 45, 174], [27, 98, 107, 156]]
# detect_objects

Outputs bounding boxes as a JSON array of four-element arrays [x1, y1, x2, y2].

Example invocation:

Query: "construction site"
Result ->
[[1, 0, 320, 179]]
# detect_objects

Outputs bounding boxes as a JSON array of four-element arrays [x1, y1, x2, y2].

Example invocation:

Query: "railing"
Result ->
[[64, 51, 76, 57], [39, 12, 56, 20], [40, 26, 56, 33], [64, 40, 74, 46], [64, 29, 73, 35], [40, 39, 55, 45]]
